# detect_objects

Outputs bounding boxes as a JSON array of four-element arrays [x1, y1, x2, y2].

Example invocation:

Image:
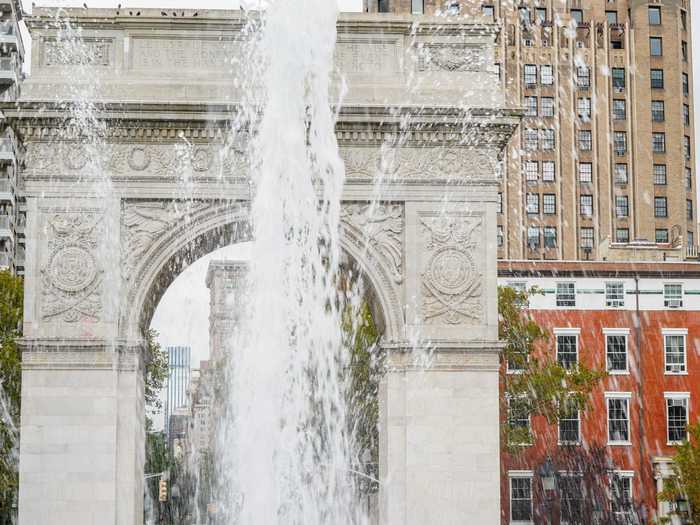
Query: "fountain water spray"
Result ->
[[221, 1, 364, 523]]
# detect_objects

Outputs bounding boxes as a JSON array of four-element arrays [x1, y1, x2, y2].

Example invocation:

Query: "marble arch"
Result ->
[[10, 9, 519, 525]]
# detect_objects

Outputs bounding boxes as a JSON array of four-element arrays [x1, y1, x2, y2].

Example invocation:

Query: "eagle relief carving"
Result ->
[[420, 214, 482, 325]]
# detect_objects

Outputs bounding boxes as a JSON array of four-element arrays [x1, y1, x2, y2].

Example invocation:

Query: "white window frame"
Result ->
[[540, 64, 554, 85], [605, 282, 625, 308], [558, 396, 581, 445], [610, 471, 635, 519], [542, 161, 555, 181], [605, 392, 632, 445], [663, 328, 688, 375], [578, 162, 593, 183], [524, 160, 538, 182], [554, 328, 580, 370], [603, 328, 630, 375], [556, 282, 576, 307], [508, 471, 534, 524], [664, 283, 683, 308], [665, 392, 690, 445]]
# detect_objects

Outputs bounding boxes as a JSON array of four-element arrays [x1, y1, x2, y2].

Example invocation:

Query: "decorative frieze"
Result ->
[[416, 43, 486, 72], [42, 37, 112, 67]]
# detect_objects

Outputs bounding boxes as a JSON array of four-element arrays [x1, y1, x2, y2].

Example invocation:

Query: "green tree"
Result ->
[[659, 422, 700, 524], [499, 286, 606, 451], [144, 328, 168, 415], [0, 270, 22, 523]]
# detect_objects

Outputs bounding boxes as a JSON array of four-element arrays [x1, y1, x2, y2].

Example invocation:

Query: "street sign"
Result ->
[[158, 480, 167, 502]]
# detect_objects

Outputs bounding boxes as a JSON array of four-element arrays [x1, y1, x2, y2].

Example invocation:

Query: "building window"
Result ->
[[524, 160, 538, 182], [411, 0, 424, 14], [540, 64, 554, 86], [524, 64, 537, 86], [526, 193, 539, 214], [605, 331, 628, 372], [540, 97, 555, 117], [683, 73, 689, 96], [653, 164, 667, 185], [688, 199, 694, 220], [682, 41, 688, 62], [666, 395, 689, 443], [615, 228, 629, 243], [556, 332, 578, 369], [651, 100, 665, 122], [606, 11, 617, 25], [580, 227, 594, 249], [570, 9, 583, 24], [497, 225, 504, 247], [508, 397, 531, 444], [650, 37, 663, 56], [556, 282, 576, 307], [681, 10, 687, 31], [689, 231, 694, 247], [664, 331, 687, 373], [544, 226, 557, 248], [614, 132, 626, 155], [656, 228, 669, 244], [612, 99, 626, 120], [524, 96, 537, 117], [558, 399, 580, 444], [684, 104, 690, 126], [523, 128, 538, 150], [654, 197, 667, 217], [497, 192, 502, 214], [652, 133, 666, 153], [543, 193, 556, 215], [648, 6, 661, 25], [560, 475, 584, 521], [606, 394, 631, 444], [612, 68, 625, 90], [685, 136, 691, 160], [611, 474, 633, 517], [534, 7, 546, 23], [686, 168, 693, 191], [542, 161, 555, 182], [615, 164, 628, 184], [579, 130, 593, 151], [541, 129, 555, 150], [577, 97, 591, 121], [446, 1, 460, 15], [578, 162, 592, 183], [576, 66, 590, 88], [664, 285, 683, 309], [527, 226, 540, 249], [509, 476, 533, 522], [615, 196, 629, 217], [580, 194, 593, 216], [378, 0, 391, 13], [651, 69, 664, 89]]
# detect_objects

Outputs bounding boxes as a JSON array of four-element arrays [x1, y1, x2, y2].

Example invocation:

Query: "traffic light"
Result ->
[[158, 479, 167, 502]]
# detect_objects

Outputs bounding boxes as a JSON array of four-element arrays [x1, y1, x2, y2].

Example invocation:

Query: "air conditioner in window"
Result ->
[[667, 299, 682, 308], [668, 364, 685, 374]]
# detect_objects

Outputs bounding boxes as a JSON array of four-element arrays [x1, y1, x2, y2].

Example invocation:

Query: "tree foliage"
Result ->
[[144, 328, 168, 413], [0, 270, 22, 522], [659, 422, 700, 524], [499, 286, 606, 451]]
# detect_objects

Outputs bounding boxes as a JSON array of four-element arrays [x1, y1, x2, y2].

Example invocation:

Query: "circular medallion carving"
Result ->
[[191, 147, 212, 172], [63, 145, 88, 170], [48, 246, 98, 292], [425, 247, 475, 295], [128, 146, 151, 171]]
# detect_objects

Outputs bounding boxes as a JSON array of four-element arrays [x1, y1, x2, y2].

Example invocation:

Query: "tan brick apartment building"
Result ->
[[365, 0, 697, 263]]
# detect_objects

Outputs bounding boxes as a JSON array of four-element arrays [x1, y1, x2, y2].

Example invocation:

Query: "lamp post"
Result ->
[[538, 457, 557, 524]]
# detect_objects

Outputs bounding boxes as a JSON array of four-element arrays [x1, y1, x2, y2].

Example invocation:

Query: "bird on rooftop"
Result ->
[[136, 11, 140, 15], [193, 12, 198, 16], [82, 2, 87, 8], [161, 11, 166, 16]]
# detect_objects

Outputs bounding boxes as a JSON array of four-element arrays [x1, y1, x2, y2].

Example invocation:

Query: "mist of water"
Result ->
[[221, 1, 363, 523]]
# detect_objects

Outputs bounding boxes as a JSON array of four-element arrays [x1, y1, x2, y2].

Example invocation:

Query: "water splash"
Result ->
[[222, 1, 362, 523]]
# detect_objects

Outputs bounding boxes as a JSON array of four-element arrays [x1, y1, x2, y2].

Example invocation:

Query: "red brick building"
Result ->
[[498, 261, 700, 524]]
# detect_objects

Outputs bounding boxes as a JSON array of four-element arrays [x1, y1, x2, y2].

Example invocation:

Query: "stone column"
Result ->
[[379, 197, 502, 524], [18, 197, 145, 525]]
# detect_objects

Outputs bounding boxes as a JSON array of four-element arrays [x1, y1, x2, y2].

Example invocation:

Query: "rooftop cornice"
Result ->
[[25, 8, 500, 36]]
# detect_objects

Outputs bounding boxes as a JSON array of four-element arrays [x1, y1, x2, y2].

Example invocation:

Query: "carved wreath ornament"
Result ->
[[420, 215, 482, 325], [41, 212, 104, 323]]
